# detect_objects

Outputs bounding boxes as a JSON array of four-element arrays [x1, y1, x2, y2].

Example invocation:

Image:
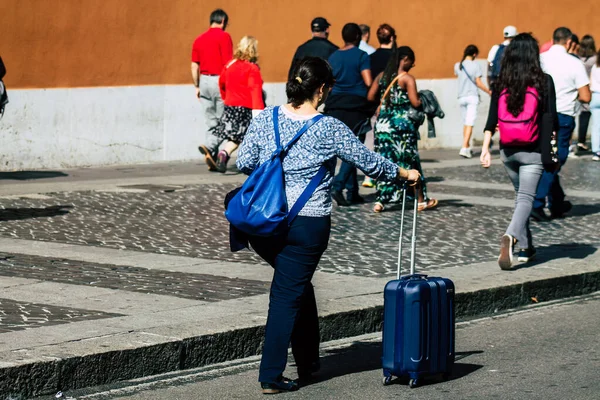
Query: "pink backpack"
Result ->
[[498, 88, 540, 146]]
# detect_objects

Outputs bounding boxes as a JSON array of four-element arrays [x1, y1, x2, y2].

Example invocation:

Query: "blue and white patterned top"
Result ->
[[236, 106, 399, 217]]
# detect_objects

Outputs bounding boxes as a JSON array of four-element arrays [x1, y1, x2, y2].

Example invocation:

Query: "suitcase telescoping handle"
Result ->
[[397, 183, 419, 279]]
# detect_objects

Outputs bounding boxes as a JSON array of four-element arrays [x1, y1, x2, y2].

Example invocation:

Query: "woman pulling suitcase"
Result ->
[[235, 56, 420, 394]]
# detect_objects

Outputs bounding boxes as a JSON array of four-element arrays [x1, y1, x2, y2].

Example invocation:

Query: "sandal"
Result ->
[[418, 198, 438, 212], [261, 376, 299, 394], [373, 202, 385, 213]]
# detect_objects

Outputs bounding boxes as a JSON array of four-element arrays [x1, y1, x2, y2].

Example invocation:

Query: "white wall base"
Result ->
[[416, 78, 490, 149], [0, 74, 490, 170]]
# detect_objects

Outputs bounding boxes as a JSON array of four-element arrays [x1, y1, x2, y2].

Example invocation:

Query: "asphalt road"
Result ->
[[58, 294, 600, 400]]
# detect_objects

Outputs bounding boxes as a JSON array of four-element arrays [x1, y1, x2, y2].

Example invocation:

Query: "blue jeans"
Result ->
[[330, 115, 369, 201], [502, 150, 544, 249], [332, 130, 366, 200], [533, 113, 575, 210], [249, 216, 330, 383], [591, 93, 600, 153], [332, 161, 359, 198]]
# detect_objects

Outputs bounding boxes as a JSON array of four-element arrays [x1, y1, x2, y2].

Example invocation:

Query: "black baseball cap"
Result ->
[[311, 17, 331, 32]]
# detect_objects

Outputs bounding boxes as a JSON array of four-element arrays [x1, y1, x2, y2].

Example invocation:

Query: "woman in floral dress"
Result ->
[[367, 46, 438, 213]]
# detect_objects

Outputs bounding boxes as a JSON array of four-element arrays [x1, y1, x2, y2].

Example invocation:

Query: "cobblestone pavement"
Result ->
[[427, 183, 600, 204], [0, 298, 121, 333], [0, 177, 598, 276], [0, 253, 269, 302], [426, 158, 599, 192]]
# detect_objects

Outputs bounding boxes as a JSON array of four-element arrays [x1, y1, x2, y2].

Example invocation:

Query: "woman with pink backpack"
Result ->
[[480, 33, 559, 270]]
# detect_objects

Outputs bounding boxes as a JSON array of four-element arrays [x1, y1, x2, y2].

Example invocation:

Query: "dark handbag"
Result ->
[[406, 106, 425, 127], [540, 112, 559, 170], [224, 107, 326, 237]]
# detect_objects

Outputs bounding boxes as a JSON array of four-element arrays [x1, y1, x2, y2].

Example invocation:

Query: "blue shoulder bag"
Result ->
[[225, 106, 326, 237]]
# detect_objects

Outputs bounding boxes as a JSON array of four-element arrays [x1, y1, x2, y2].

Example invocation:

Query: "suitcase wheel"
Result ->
[[383, 375, 393, 386], [409, 378, 419, 388]]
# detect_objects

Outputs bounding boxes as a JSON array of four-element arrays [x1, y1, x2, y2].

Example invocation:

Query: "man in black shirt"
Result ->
[[288, 17, 339, 79], [370, 24, 397, 79]]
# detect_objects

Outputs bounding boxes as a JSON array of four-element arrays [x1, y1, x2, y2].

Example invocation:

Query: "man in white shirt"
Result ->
[[487, 26, 517, 87], [532, 26, 591, 220], [359, 24, 376, 55]]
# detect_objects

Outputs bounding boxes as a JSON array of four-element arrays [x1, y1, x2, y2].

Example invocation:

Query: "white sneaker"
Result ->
[[498, 234, 515, 270], [459, 148, 472, 159], [568, 145, 579, 158], [592, 153, 600, 161]]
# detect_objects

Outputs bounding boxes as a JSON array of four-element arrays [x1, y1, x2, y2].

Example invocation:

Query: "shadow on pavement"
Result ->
[[0, 205, 73, 221], [568, 203, 600, 217], [221, 168, 243, 175], [455, 350, 484, 361], [437, 199, 474, 208], [513, 243, 597, 270], [357, 193, 468, 210], [0, 171, 68, 180], [300, 341, 482, 388], [384, 351, 483, 387]]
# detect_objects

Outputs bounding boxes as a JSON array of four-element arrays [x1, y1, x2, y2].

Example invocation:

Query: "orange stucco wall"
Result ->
[[2, 0, 599, 88]]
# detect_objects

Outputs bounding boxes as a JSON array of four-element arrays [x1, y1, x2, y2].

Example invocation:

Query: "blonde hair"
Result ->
[[234, 36, 259, 63]]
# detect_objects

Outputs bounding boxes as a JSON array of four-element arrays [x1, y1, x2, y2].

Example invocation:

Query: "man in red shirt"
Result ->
[[191, 9, 233, 170]]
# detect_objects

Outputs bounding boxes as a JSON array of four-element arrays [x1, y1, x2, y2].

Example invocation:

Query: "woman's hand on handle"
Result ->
[[406, 169, 421, 184], [398, 167, 421, 185]]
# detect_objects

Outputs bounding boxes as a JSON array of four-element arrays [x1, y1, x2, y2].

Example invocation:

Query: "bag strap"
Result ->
[[225, 59, 237, 69], [460, 63, 476, 85], [273, 106, 281, 150], [282, 116, 324, 153], [380, 72, 407, 106], [287, 164, 327, 225], [272, 106, 324, 155], [491, 44, 505, 66], [271, 105, 326, 224]]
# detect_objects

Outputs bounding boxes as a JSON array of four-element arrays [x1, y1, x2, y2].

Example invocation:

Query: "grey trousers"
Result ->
[[501, 150, 544, 249], [199, 75, 225, 155]]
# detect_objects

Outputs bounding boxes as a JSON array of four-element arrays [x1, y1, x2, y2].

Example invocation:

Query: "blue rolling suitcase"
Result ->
[[382, 188, 455, 388]]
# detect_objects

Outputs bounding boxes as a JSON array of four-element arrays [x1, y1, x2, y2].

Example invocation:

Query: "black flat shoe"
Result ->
[[518, 247, 536, 262], [297, 361, 321, 382], [347, 195, 366, 205], [576, 143, 590, 153], [261, 376, 299, 394], [331, 190, 350, 207], [550, 201, 572, 219], [530, 207, 550, 222]]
